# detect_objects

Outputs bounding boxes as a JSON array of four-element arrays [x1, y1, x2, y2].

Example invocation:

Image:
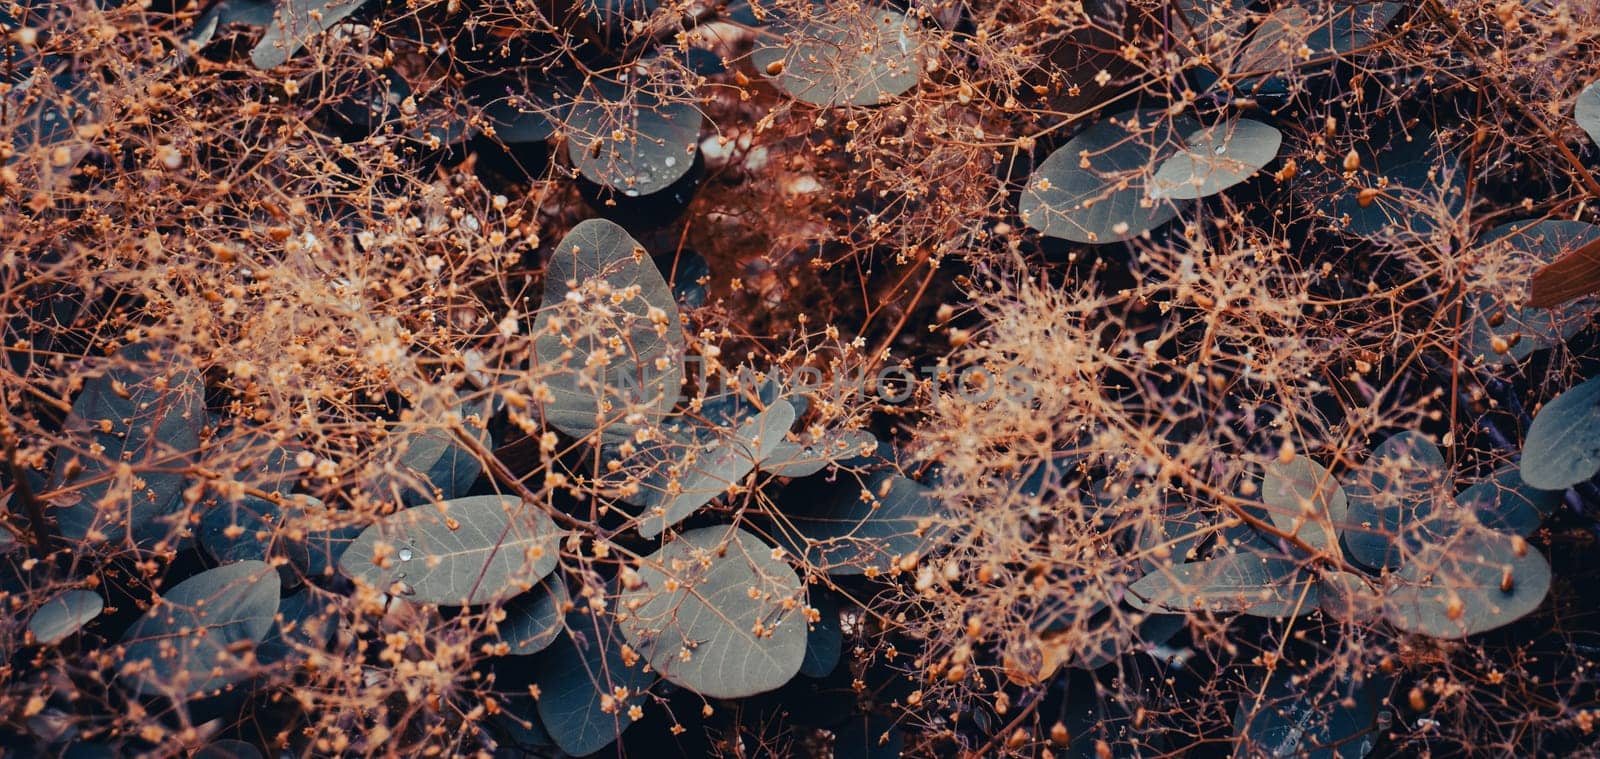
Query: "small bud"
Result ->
[[1343, 149, 1361, 172], [156, 145, 183, 170]]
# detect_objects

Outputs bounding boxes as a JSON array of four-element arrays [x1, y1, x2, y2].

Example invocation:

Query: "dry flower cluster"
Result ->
[[3, 0, 1600, 757]]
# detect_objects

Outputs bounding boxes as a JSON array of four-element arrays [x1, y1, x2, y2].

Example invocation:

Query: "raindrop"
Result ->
[[399, 547, 414, 562], [1213, 144, 1227, 154], [664, 156, 677, 167]]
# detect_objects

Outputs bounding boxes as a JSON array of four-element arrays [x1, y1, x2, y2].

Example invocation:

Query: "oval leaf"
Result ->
[[1124, 550, 1318, 618], [489, 693, 554, 750], [47, 342, 206, 545], [1577, 80, 1600, 148], [1238, 1, 1401, 73], [1318, 570, 1382, 624], [275, 496, 361, 579], [750, 7, 921, 107], [1233, 667, 1381, 759], [196, 0, 279, 31], [631, 399, 796, 539], [780, 471, 946, 575], [339, 495, 561, 606], [618, 525, 806, 698], [209, 427, 302, 495], [799, 589, 842, 678], [199, 495, 280, 565], [1465, 220, 1600, 364], [29, 589, 103, 645], [1383, 527, 1551, 638], [762, 428, 880, 478], [1260, 453, 1347, 555], [256, 589, 337, 666], [564, 84, 701, 197], [1019, 111, 1198, 244], [1456, 465, 1562, 537], [478, 73, 569, 143], [370, 395, 494, 507], [1341, 431, 1446, 571], [119, 560, 281, 698], [534, 606, 654, 756], [498, 576, 569, 655], [1521, 374, 1600, 490], [250, 0, 368, 69], [1149, 119, 1281, 200], [1310, 137, 1464, 239], [533, 218, 684, 442]]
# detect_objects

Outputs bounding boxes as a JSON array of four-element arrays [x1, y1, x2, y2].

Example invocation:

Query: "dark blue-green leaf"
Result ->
[[250, 0, 369, 69], [1521, 375, 1600, 490], [534, 606, 654, 756], [1383, 526, 1551, 638], [47, 342, 206, 546], [340, 495, 562, 606], [1577, 80, 1600, 147], [1233, 667, 1382, 759], [629, 399, 795, 538], [497, 576, 568, 655], [1020, 111, 1198, 244], [28, 589, 103, 645], [1465, 220, 1600, 365], [199, 495, 280, 565], [779, 471, 945, 576], [118, 560, 280, 698], [618, 525, 806, 697], [800, 588, 842, 678], [256, 589, 336, 666], [564, 83, 701, 197], [1342, 431, 1446, 571], [1124, 549, 1318, 618], [1457, 465, 1561, 537], [749, 7, 922, 107], [533, 219, 684, 442]]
